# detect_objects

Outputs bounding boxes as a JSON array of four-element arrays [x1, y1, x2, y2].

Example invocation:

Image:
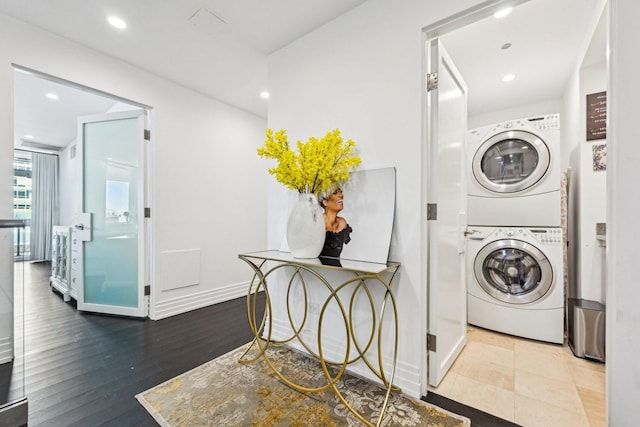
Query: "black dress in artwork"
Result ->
[[319, 224, 352, 258]]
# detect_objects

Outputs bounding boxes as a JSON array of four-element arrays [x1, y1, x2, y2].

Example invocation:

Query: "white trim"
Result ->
[[422, 0, 530, 37], [12, 64, 152, 109], [150, 280, 252, 320]]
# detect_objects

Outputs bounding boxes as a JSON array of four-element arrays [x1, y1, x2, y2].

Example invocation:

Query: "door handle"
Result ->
[[74, 212, 92, 241]]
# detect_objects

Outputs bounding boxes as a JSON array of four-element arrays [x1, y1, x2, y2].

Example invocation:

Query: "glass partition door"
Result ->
[[0, 220, 26, 421], [75, 111, 147, 317]]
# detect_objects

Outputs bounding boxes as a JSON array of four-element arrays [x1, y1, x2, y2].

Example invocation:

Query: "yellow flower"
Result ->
[[257, 128, 361, 196]]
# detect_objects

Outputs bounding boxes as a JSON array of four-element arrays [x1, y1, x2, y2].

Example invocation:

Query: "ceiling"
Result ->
[[440, 0, 605, 118], [2, 0, 605, 151], [13, 69, 130, 152]]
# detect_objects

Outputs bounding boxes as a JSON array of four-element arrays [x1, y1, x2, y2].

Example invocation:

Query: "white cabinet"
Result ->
[[50, 226, 72, 301], [69, 230, 81, 301]]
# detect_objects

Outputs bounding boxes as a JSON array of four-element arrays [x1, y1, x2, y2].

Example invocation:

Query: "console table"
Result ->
[[238, 250, 401, 427]]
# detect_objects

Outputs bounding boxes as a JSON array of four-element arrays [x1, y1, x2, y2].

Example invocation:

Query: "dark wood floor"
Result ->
[[5, 261, 264, 426], [2, 261, 518, 427]]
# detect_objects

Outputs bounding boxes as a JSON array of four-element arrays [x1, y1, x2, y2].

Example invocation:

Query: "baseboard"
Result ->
[[150, 281, 252, 320], [267, 317, 422, 398], [0, 397, 28, 427]]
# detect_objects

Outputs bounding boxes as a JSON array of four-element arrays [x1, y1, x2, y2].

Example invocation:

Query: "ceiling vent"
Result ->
[[188, 8, 227, 39]]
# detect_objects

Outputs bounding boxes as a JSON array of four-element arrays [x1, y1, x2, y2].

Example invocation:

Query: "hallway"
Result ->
[[6, 261, 606, 426], [7, 261, 262, 426]]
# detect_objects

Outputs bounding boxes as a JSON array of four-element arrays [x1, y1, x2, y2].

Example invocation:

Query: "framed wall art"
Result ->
[[593, 143, 606, 171]]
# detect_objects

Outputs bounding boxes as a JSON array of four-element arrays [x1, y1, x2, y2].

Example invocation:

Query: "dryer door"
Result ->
[[472, 130, 550, 194], [474, 239, 552, 304]]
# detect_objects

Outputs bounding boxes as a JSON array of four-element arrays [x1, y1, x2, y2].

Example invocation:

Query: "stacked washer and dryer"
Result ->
[[466, 114, 565, 344]]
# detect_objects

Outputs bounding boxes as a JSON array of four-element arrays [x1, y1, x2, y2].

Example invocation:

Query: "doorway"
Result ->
[[12, 66, 152, 316], [422, 0, 607, 401]]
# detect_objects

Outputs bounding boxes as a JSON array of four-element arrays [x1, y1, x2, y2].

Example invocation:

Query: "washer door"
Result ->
[[474, 239, 553, 304], [472, 130, 551, 193]]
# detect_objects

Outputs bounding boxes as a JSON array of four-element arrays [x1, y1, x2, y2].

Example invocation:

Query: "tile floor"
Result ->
[[428, 325, 606, 426]]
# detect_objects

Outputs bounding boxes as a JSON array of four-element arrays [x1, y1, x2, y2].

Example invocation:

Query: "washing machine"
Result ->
[[467, 114, 561, 227], [466, 226, 564, 344]]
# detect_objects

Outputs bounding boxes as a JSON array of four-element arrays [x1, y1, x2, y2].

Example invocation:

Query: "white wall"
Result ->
[[563, 1, 607, 304], [58, 140, 78, 227], [578, 62, 607, 303], [266, 0, 487, 398], [607, 0, 640, 423], [0, 13, 268, 328], [563, 64, 582, 299], [266, 1, 640, 419]]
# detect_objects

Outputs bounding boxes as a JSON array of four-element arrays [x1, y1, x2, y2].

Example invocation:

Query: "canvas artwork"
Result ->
[[332, 167, 396, 264], [281, 167, 396, 265], [593, 143, 606, 171]]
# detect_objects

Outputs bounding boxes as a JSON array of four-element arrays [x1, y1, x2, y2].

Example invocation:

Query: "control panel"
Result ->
[[488, 227, 563, 245], [527, 113, 560, 131], [530, 228, 563, 245]]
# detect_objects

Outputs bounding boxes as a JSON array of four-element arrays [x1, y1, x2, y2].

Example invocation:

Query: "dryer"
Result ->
[[467, 114, 561, 227], [467, 226, 564, 344]]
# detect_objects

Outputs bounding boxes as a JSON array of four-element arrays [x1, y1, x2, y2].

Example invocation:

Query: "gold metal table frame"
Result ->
[[238, 250, 401, 427]]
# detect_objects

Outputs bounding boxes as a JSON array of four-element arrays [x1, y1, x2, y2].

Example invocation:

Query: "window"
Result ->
[[13, 151, 32, 259]]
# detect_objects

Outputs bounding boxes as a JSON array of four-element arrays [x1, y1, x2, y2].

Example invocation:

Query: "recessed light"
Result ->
[[260, 91, 270, 99], [107, 15, 127, 29], [45, 93, 59, 100], [501, 42, 512, 50], [494, 7, 513, 19], [502, 73, 516, 83]]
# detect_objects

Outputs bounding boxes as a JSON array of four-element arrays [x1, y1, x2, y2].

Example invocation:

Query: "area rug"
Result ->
[[136, 343, 470, 426]]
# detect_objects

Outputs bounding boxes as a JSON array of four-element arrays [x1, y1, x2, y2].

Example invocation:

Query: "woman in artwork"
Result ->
[[319, 187, 352, 258]]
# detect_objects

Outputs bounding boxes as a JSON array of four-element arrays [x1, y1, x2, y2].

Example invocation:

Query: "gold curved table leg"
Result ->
[[317, 270, 400, 427], [238, 255, 400, 426], [238, 259, 351, 394]]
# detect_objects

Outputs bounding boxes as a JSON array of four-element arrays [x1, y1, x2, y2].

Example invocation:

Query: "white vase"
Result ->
[[286, 193, 326, 258]]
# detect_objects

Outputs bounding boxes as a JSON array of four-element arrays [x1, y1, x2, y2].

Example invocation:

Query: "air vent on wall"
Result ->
[[19, 139, 64, 152]]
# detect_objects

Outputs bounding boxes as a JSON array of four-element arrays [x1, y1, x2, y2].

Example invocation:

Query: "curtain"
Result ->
[[30, 152, 59, 261]]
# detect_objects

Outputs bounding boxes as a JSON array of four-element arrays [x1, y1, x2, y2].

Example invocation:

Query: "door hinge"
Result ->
[[427, 333, 437, 352], [144, 129, 151, 141], [427, 72, 438, 91], [144, 207, 151, 218], [144, 285, 151, 296], [427, 203, 437, 220]]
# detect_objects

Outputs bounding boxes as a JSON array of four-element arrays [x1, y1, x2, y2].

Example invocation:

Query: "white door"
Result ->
[[74, 110, 148, 317], [426, 38, 468, 387]]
